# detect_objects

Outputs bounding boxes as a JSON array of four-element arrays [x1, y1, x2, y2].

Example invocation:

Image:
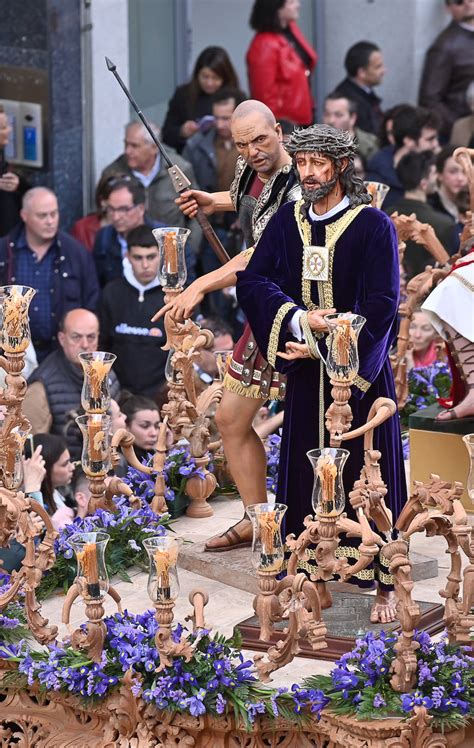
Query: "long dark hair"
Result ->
[[189, 46, 239, 101], [250, 0, 286, 32], [32, 433, 69, 514]]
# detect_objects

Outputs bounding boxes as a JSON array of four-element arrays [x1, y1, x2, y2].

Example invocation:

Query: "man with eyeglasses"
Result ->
[[93, 175, 195, 288], [23, 309, 120, 461], [99, 120, 199, 247], [419, 0, 474, 139], [0, 187, 100, 361]]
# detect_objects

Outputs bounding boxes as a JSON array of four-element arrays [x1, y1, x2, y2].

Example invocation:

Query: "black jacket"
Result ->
[[0, 223, 100, 352], [334, 77, 383, 136], [92, 216, 165, 288], [0, 171, 29, 236], [28, 349, 120, 460], [162, 84, 216, 153], [419, 21, 474, 137], [99, 277, 168, 397]]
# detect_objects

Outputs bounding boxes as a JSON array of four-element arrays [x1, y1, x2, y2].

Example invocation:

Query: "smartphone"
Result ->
[[24, 434, 34, 459], [197, 115, 215, 133]]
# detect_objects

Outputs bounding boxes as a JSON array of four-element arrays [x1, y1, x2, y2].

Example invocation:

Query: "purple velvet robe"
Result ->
[[236, 200, 407, 589]]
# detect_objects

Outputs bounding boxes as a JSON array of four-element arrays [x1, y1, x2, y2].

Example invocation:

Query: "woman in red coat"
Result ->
[[246, 0, 318, 129]]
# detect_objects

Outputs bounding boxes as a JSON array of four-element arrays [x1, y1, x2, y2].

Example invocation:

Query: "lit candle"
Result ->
[[77, 542, 100, 598], [154, 545, 178, 600], [88, 419, 104, 469], [334, 319, 352, 367], [87, 360, 109, 411], [164, 232, 178, 275], [316, 455, 338, 515], [257, 510, 280, 570]]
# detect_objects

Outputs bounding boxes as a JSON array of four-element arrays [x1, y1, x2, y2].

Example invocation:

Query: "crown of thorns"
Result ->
[[285, 124, 357, 159]]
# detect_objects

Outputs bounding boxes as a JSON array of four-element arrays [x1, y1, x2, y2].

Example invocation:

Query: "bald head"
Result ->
[[231, 99, 276, 128], [20, 187, 59, 247], [231, 99, 288, 178], [22, 186, 57, 212], [58, 309, 99, 365]]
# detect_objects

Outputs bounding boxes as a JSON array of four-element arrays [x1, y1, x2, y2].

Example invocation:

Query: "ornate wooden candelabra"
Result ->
[[154, 227, 224, 518], [61, 530, 122, 663], [0, 285, 58, 645], [143, 535, 208, 671], [252, 313, 397, 681]]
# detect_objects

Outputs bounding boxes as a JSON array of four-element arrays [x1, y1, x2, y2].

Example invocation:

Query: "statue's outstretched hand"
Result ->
[[151, 282, 205, 322], [277, 341, 311, 360]]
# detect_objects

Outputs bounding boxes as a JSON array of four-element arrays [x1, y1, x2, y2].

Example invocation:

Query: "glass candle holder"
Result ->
[[324, 313, 366, 382], [153, 227, 189, 289], [75, 414, 111, 476], [247, 502, 287, 573], [0, 285, 36, 353], [462, 434, 474, 504], [165, 348, 179, 384], [78, 352, 116, 413], [3, 423, 32, 490], [69, 531, 110, 599], [214, 350, 232, 382], [307, 448, 349, 518], [364, 181, 390, 210], [143, 536, 181, 602]]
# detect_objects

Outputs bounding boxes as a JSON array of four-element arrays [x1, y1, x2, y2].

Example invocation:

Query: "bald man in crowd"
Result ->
[[0, 187, 99, 361], [154, 99, 301, 552], [23, 309, 120, 460]]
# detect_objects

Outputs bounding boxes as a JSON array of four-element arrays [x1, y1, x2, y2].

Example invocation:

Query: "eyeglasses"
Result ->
[[105, 204, 138, 216]]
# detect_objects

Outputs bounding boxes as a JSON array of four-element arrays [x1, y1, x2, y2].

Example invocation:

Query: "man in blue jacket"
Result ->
[[0, 187, 99, 361], [93, 175, 195, 288]]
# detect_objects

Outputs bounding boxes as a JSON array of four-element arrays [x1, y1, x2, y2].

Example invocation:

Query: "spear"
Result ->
[[105, 56, 230, 265]]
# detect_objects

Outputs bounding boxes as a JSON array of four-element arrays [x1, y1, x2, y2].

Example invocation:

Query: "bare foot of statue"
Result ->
[[316, 581, 333, 610], [436, 388, 474, 422], [370, 588, 397, 624], [204, 517, 253, 552]]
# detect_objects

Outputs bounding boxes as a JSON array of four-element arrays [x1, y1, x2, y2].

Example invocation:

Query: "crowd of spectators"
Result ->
[[0, 0, 472, 538]]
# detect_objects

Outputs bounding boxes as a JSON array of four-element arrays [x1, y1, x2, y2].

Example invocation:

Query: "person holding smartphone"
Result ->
[[0, 104, 29, 236]]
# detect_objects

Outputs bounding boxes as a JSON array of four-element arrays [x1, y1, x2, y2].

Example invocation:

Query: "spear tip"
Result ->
[[105, 56, 116, 72]]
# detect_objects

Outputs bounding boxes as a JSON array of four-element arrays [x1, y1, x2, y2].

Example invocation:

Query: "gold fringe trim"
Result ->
[[267, 302, 297, 368], [354, 374, 371, 393], [283, 543, 394, 584], [222, 372, 284, 401]]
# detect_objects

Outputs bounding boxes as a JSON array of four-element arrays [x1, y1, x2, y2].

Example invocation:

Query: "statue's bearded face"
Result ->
[[295, 151, 339, 203]]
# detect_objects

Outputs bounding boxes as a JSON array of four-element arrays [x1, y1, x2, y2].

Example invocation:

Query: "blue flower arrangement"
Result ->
[[400, 362, 452, 429], [125, 444, 213, 517], [37, 496, 170, 599], [0, 609, 328, 728], [307, 629, 474, 730]]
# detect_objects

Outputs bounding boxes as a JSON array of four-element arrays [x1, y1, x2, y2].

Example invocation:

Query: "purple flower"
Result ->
[[373, 694, 386, 708], [216, 693, 226, 714], [187, 693, 206, 716]]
